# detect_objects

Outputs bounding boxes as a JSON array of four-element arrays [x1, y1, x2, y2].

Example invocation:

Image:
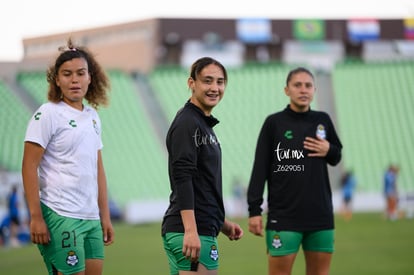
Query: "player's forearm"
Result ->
[[97, 151, 110, 220], [180, 209, 198, 234], [22, 163, 42, 218]]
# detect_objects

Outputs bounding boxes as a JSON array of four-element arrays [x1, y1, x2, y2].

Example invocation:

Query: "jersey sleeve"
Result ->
[[168, 116, 199, 210], [91, 108, 103, 150], [325, 115, 342, 166], [24, 104, 55, 149], [247, 116, 273, 217]]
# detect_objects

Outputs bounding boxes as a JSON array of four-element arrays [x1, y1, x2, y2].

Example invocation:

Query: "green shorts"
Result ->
[[38, 203, 104, 275], [266, 229, 334, 256], [162, 233, 219, 275]]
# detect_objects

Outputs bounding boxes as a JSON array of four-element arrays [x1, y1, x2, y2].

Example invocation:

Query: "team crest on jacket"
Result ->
[[316, 124, 326, 139], [210, 245, 219, 261], [272, 234, 282, 249], [66, 250, 79, 266]]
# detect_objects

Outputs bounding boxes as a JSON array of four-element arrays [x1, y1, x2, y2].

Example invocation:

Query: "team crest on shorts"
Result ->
[[210, 245, 219, 261], [272, 234, 282, 249], [66, 250, 79, 266]]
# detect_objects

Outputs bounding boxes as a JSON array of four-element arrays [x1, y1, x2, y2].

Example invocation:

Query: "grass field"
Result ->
[[1, 212, 413, 274]]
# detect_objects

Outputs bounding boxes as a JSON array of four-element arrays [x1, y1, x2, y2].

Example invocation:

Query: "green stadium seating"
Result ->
[[149, 62, 302, 197], [17, 72, 48, 106], [333, 61, 414, 192], [148, 66, 189, 122], [4, 60, 413, 207], [0, 81, 32, 171], [15, 70, 170, 206], [97, 70, 170, 205]]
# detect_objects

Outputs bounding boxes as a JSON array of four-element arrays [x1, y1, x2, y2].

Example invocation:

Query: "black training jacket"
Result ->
[[162, 101, 224, 237], [247, 105, 342, 231]]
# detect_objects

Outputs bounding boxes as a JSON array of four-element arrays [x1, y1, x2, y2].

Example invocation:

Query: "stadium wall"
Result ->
[[22, 19, 160, 74], [16, 18, 409, 74]]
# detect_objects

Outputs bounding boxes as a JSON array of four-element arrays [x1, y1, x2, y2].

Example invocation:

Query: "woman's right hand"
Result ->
[[248, 215, 264, 237], [30, 216, 50, 244]]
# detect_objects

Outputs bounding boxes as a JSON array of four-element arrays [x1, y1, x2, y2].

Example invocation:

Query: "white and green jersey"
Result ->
[[25, 101, 103, 220]]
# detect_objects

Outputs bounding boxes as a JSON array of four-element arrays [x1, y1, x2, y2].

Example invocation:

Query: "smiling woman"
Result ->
[[187, 59, 227, 116], [161, 57, 243, 275]]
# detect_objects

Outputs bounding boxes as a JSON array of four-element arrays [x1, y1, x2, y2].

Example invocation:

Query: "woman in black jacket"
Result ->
[[247, 67, 342, 275], [162, 57, 243, 275]]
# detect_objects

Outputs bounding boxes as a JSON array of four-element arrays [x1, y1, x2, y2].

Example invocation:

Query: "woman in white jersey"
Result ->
[[22, 38, 114, 275]]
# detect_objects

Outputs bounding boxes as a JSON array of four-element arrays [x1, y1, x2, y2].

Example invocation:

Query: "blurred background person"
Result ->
[[231, 177, 247, 218], [7, 184, 21, 247], [339, 170, 357, 221], [384, 164, 400, 220]]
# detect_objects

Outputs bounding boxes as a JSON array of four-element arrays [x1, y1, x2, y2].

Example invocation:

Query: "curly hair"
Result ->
[[46, 38, 110, 109]]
